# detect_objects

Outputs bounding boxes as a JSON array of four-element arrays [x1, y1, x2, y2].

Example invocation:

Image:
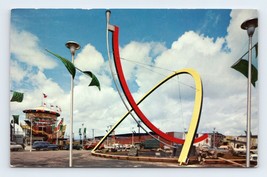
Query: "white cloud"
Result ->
[[10, 27, 57, 70], [120, 41, 166, 82], [75, 44, 105, 72], [226, 9, 258, 58], [10, 60, 27, 83]]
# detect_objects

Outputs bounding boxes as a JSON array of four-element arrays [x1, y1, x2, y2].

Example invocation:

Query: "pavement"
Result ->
[[10, 149, 181, 168]]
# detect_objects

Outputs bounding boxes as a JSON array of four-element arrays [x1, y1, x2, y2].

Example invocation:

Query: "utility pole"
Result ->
[[213, 128, 216, 148], [137, 120, 141, 142], [82, 123, 84, 146], [131, 127, 135, 146], [106, 125, 112, 146], [92, 129, 95, 142]]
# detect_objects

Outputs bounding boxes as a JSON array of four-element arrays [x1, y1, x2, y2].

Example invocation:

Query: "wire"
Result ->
[[176, 75, 186, 132], [119, 55, 197, 91], [120, 57, 174, 72]]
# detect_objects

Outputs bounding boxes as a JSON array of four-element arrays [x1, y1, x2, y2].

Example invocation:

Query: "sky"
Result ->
[[10, 9, 258, 139]]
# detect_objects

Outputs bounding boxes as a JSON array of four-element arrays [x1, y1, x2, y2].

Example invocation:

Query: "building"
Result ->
[[226, 135, 258, 149], [94, 131, 208, 149], [20, 106, 66, 144]]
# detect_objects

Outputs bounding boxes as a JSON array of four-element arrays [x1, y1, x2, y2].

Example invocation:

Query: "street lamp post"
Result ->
[[137, 120, 141, 142], [241, 18, 258, 168], [92, 129, 95, 142], [132, 127, 135, 146], [82, 123, 84, 146], [106, 125, 112, 146], [66, 41, 80, 167]]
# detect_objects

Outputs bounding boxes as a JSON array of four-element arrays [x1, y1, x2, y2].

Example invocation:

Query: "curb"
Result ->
[[91, 152, 178, 164]]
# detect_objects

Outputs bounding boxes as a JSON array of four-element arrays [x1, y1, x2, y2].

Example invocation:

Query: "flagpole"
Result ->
[[82, 123, 84, 147], [241, 18, 258, 168], [30, 117, 33, 152], [56, 124, 59, 145], [13, 117, 15, 142], [66, 41, 80, 167]]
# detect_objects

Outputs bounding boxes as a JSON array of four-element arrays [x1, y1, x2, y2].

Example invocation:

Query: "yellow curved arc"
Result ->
[[176, 68, 203, 164], [92, 68, 203, 166]]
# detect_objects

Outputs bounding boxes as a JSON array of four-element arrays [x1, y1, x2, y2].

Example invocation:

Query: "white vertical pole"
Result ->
[[69, 53, 74, 167], [241, 18, 257, 167], [66, 41, 80, 167], [213, 128, 216, 148], [92, 129, 94, 142], [30, 118, 33, 152], [56, 128, 58, 145], [132, 132, 134, 146], [132, 127, 134, 146], [13, 117, 15, 142], [82, 124, 84, 147], [246, 34, 252, 168]]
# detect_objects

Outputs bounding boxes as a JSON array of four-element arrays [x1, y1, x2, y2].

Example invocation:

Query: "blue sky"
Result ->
[[10, 9, 258, 138], [11, 9, 231, 91]]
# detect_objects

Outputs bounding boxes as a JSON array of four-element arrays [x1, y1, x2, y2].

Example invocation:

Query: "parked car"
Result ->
[[32, 141, 58, 151], [63, 144, 83, 150], [10, 142, 24, 151], [250, 153, 258, 162], [84, 142, 104, 150]]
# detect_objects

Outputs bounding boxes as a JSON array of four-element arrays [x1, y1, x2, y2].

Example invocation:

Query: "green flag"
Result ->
[[231, 42, 258, 87], [46, 49, 76, 79], [79, 128, 81, 135], [84, 128, 86, 134], [231, 59, 258, 87], [10, 91, 24, 102], [60, 125, 63, 131], [12, 115, 19, 124], [52, 125, 55, 131], [83, 71, 101, 91], [255, 43, 258, 58]]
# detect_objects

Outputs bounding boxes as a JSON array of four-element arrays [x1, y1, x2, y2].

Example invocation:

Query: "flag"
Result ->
[[255, 43, 258, 58], [52, 125, 55, 130], [231, 59, 258, 87], [82, 71, 101, 91], [79, 128, 82, 135], [43, 93, 47, 98], [12, 115, 19, 124], [60, 124, 63, 131], [46, 49, 76, 79], [84, 128, 87, 134], [231, 42, 258, 87], [10, 91, 24, 102]]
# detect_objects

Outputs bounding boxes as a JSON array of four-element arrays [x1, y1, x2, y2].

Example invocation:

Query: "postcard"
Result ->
[[10, 9, 258, 168]]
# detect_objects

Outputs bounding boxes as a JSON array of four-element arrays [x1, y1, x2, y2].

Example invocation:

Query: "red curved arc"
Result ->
[[112, 25, 208, 144]]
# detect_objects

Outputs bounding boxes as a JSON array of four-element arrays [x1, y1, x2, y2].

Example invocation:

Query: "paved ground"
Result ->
[[10, 150, 181, 168]]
